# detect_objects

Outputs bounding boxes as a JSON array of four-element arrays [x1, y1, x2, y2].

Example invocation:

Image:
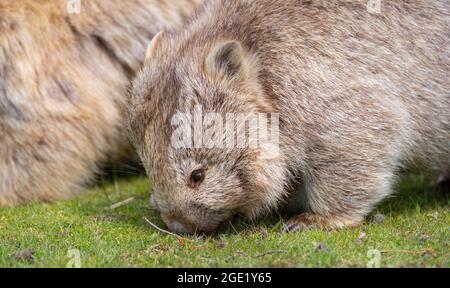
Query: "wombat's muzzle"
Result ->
[[160, 214, 201, 235], [160, 212, 233, 235]]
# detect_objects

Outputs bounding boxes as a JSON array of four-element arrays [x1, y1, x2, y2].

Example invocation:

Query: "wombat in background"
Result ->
[[0, 0, 200, 206], [127, 0, 449, 234]]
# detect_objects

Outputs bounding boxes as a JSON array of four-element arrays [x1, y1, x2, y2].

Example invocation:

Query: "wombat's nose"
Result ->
[[161, 214, 195, 235], [168, 220, 194, 235]]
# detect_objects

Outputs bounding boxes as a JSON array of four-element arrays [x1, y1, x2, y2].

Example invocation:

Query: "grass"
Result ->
[[0, 173, 448, 268]]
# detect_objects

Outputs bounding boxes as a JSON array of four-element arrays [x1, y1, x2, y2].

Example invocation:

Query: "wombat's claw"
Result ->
[[282, 222, 317, 233], [282, 213, 322, 233], [282, 213, 361, 233]]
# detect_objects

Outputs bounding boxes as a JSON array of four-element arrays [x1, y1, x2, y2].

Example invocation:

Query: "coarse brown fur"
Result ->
[[0, 0, 200, 206], [127, 0, 449, 234]]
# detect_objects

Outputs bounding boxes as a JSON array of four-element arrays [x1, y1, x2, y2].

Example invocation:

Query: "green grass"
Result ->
[[0, 173, 448, 268]]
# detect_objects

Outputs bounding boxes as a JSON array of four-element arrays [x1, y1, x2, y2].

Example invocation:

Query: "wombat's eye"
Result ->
[[189, 169, 205, 188]]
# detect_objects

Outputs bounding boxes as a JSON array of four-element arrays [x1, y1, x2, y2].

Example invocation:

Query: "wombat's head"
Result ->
[[126, 32, 286, 234]]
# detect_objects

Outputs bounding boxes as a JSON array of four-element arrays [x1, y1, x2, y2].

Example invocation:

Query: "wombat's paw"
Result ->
[[282, 213, 361, 233], [282, 213, 321, 232]]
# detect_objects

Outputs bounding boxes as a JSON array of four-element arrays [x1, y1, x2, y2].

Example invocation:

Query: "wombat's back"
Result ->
[[206, 0, 450, 170], [169, 0, 448, 170]]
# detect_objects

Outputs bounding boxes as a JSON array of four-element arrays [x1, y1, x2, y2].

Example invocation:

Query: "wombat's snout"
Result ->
[[160, 212, 225, 235], [166, 219, 194, 235], [160, 214, 196, 235]]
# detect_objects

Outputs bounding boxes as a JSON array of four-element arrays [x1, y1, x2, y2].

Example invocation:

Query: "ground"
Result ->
[[0, 173, 448, 268]]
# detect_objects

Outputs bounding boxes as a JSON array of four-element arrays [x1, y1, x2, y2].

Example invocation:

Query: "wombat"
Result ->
[[127, 0, 449, 234], [0, 0, 200, 206]]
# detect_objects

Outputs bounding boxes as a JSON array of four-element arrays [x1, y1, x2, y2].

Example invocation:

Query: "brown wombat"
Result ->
[[0, 0, 200, 206], [127, 0, 449, 234]]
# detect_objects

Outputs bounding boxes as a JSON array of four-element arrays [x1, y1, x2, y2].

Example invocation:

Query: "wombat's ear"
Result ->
[[145, 31, 164, 62], [206, 41, 273, 112], [205, 40, 251, 79]]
